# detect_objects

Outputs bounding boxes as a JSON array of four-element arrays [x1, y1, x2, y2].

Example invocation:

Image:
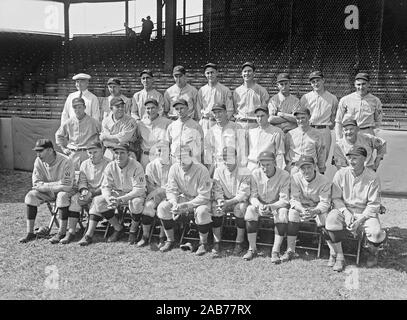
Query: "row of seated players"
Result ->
[[20, 138, 386, 273]]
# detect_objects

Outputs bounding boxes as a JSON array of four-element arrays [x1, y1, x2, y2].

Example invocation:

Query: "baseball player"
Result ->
[[335, 73, 383, 139], [63, 142, 110, 244], [78, 143, 146, 246], [19, 139, 74, 244], [136, 98, 172, 169], [300, 71, 338, 162], [285, 156, 332, 262], [333, 119, 386, 171], [166, 99, 204, 164], [131, 69, 164, 120], [197, 63, 234, 137], [156, 145, 212, 255], [326, 146, 387, 271], [233, 62, 270, 131], [212, 146, 251, 256], [284, 105, 326, 174], [268, 73, 299, 133], [100, 96, 138, 160], [101, 78, 132, 119], [55, 97, 101, 171], [61, 73, 100, 123], [247, 105, 285, 171], [164, 65, 199, 121], [244, 151, 290, 262], [203, 103, 245, 175]]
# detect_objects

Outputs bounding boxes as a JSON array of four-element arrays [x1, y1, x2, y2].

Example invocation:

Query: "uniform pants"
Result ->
[[89, 194, 144, 217], [313, 127, 331, 163], [25, 190, 71, 208], [288, 208, 327, 227], [211, 200, 248, 219], [157, 199, 212, 225], [245, 205, 288, 223]]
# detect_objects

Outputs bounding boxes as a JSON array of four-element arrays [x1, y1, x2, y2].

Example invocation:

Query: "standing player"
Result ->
[[300, 71, 338, 162], [333, 119, 386, 171], [335, 73, 383, 138], [164, 65, 199, 121], [78, 143, 146, 246], [101, 78, 132, 119], [325, 146, 387, 271], [233, 62, 269, 131], [197, 63, 234, 137], [55, 97, 101, 171], [19, 139, 74, 244], [61, 73, 100, 123], [268, 73, 299, 133], [244, 151, 290, 261], [131, 69, 164, 120]]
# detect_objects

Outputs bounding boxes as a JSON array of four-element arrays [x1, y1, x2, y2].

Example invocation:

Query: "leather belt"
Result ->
[[69, 148, 87, 152], [359, 126, 373, 130], [311, 125, 327, 129], [237, 118, 257, 123]]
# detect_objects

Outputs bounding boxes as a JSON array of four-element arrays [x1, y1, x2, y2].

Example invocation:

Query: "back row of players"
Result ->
[[19, 63, 387, 272]]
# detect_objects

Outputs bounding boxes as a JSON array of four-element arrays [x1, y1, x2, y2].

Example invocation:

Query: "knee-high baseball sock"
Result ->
[[130, 214, 141, 233], [67, 217, 78, 235], [235, 227, 245, 243], [26, 205, 37, 233], [212, 227, 221, 243], [141, 224, 151, 239], [286, 236, 297, 252], [272, 234, 285, 254], [86, 220, 98, 237], [326, 240, 336, 256], [58, 207, 69, 235]]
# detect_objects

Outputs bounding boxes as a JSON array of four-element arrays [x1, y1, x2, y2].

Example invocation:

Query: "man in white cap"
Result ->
[[101, 78, 131, 119], [325, 146, 387, 271], [61, 73, 100, 124]]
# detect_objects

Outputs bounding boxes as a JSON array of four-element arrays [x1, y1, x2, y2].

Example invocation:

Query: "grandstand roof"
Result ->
[[44, 0, 126, 4]]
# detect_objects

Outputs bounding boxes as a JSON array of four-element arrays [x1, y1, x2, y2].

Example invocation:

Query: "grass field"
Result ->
[[1, 168, 407, 300]]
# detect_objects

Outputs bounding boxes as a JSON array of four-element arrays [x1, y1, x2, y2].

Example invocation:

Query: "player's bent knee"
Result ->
[[69, 194, 82, 212], [89, 195, 107, 214], [325, 209, 344, 231], [129, 197, 144, 214], [195, 205, 212, 225], [24, 190, 42, 206], [157, 200, 172, 220], [275, 207, 288, 224], [244, 205, 259, 221], [142, 200, 156, 217], [89, 214, 103, 222], [288, 208, 301, 223], [56, 191, 70, 208], [234, 202, 248, 218]]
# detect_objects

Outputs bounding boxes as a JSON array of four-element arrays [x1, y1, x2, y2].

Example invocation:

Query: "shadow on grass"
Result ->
[[379, 226, 407, 273]]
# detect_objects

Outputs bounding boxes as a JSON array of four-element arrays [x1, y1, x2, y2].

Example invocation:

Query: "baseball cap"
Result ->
[[110, 96, 125, 107], [144, 98, 159, 107], [241, 62, 255, 71], [355, 72, 370, 82], [107, 78, 121, 85], [113, 143, 131, 152], [72, 73, 91, 80], [293, 105, 311, 116], [277, 73, 290, 82], [211, 103, 226, 112], [204, 62, 218, 71], [254, 105, 269, 114], [86, 141, 103, 150], [33, 139, 54, 151], [296, 155, 315, 167], [173, 65, 186, 75], [172, 98, 188, 108], [346, 146, 368, 157], [308, 71, 324, 81], [72, 97, 85, 107], [342, 119, 358, 127], [140, 69, 154, 77], [257, 151, 276, 161]]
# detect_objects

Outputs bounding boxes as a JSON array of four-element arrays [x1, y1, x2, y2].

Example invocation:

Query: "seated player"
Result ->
[[20, 139, 74, 244], [325, 146, 387, 271], [78, 143, 146, 246], [285, 156, 332, 262], [156, 145, 212, 255], [212, 146, 251, 257], [244, 151, 290, 262], [62, 142, 110, 244]]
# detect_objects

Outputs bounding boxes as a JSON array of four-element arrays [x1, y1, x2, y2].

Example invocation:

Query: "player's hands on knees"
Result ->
[[216, 199, 225, 214], [33, 182, 48, 192], [62, 147, 72, 156], [107, 196, 118, 209]]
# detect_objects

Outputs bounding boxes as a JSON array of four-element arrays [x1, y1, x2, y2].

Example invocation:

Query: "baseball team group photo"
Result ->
[[1, 0, 406, 301]]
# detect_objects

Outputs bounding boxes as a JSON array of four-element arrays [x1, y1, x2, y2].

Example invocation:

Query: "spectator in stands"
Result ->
[[140, 18, 148, 43], [145, 16, 154, 41], [131, 69, 164, 120], [101, 78, 131, 119], [176, 22, 183, 37], [268, 73, 299, 133], [164, 65, 199, 121], [124, 22, 136, 39], [55, 97, 101, 171], [61, 73, 100, 124]]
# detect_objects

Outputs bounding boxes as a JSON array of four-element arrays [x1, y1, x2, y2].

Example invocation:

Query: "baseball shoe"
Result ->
[[19, 233, 36, 243], [333, 258, 346, 272], [366, 252, 379, 268], [180, 242, 194, 251], [78, 235, 93, 246], [243, 249, 257, 261], [159, 241, 174, 253], [211, 242, 221, 256], [60, 232, 75, 244], [233, 242, 245, 256], [107, 227, 124, 243], [136, 237, 149, 248], [49, 233, 65, 244], [195, 243, 208, 256], [270, 251, 281, 264], [327, 254, 336, 267], [128, 232, 137, 245], [157, 237, 166, 249], [280, 250, 296, 263]]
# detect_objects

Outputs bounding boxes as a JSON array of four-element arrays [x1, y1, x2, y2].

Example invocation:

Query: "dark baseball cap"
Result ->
[[211, 103, 226, 112], [140, 69, 154, 77], [172, 98, 188, 108], [113, 143, 131, 152], [204, 63, 218, 71], [86, 141, 103, 150], [107, 78, 121, 85], [346, 146, 368, 157], [254, 105, 269, 114], [293, 105, 311, 116], [342, 119, 358, 127], [277, 73, 290, 82], [72, 97, 85, 107], [33, 139, 54, 151], [173, 65, 186, 75], [355, 72, 370, 82], [110, 96, 125, 107], [296, 155, 315, 167], [257, 151, 276, 161], [309, 71, 324, 81], [144, 98, 159, 107], [242, 62, 255, 71]]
